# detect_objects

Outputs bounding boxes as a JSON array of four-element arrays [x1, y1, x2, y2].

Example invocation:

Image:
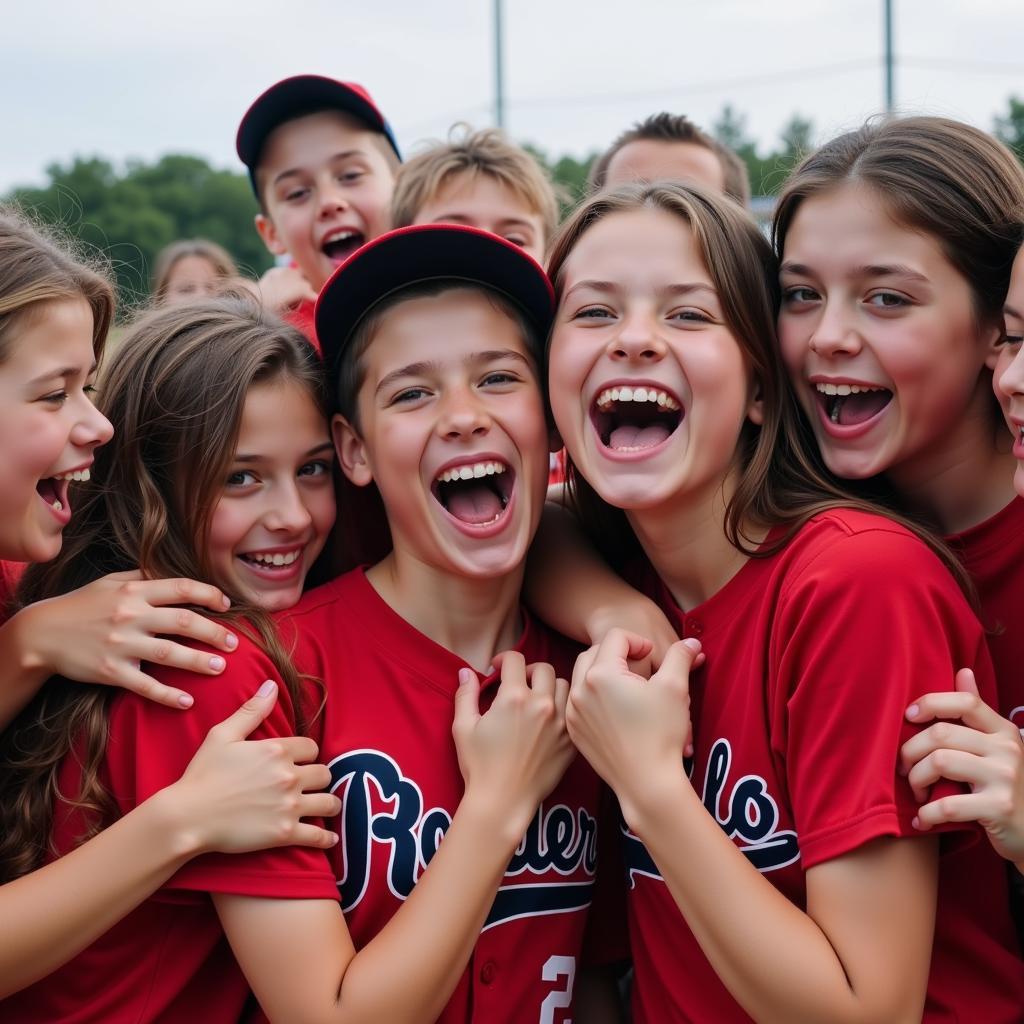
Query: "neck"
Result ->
[[886, 381, 1017, 534], [627, 469, 759, 611], [366, 548, 524, 673]]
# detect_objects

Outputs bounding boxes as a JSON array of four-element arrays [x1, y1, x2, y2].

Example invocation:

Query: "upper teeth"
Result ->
[[54, 469, 90, 482], [245, 550, 301, 566], [596, 386, 679, 411], [324, 229, 357, 245], [814, 383, 886, 396], [437, 461, 507, 483]]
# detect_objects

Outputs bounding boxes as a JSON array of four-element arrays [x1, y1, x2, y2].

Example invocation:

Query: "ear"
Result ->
[[983, 319, 1005, 372], [332, 414, 374, 487], [255, 212, 288, 257], [746, 377, 765, 426]]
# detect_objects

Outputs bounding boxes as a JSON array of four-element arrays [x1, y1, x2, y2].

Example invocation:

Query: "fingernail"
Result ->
[[178, 693, 194, 708], [209, 656, 226, 672], [327, 832, 339, 846], [911, 815, 922, 830], [906, 704, 919, 719], [684, 743, 694, 757], [257, 680, 276, 697], [458, 668, 474, 686], [225, 633, 238, 650], [221, 595, 231, 610], [682, 638, 702, 653]]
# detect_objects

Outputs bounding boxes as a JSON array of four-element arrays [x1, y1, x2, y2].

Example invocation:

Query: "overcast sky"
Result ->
[[3, 0, 1022, 194]]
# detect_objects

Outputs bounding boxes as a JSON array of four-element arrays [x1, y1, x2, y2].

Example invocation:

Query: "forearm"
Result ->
[[0, 608, 52, 730], [525, 503, 649, 644], [0, 788, 198, 997], [628, 775, 933, 1024], [335, 791, 528, 1023]]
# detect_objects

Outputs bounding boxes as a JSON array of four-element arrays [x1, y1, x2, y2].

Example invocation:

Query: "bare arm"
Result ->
[[567, 633, 937, 1024], [525, 502, 677, 661], [216, 655, 577, 1024], [0, 572, 239, 730], [0, 683, 339, 998]]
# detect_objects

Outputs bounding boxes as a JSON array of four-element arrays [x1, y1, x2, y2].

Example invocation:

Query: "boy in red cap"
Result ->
[[236, 75, 402, 346]]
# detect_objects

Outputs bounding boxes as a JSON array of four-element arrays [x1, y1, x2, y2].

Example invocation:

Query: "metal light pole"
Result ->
[[494, 0, 506, 129], [884, 0, 895, 113]]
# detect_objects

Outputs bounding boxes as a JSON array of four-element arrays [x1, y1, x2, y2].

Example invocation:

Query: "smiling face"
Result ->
[[778, 182, 1000, 481], [412, 172, 547, 263], [207, 377, 336, 611], [548, 207, 759, 514], [254, 110, 397, 293], [334, 287, 552, 580], [0, 297, 113, 562], [994, 245, 1024, 497]]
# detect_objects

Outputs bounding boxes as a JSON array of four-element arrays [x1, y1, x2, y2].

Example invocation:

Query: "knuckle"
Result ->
[[993, 793, 1015, 819], [174, 578, 192, 599], [175, 608, 195, 631], [120, 581, 142, 598], [151, 641, 172, 663], [932, 722, 953, 746]]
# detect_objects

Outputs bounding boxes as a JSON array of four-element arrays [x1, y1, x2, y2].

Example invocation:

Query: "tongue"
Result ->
[[836, 391, 892, 426], [446, 483, 503, 525], [609, 423, 671, 451]]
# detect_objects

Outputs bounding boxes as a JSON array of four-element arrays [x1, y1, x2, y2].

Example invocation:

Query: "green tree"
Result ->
[[524, 143, 596, 217], [994, 95, 1024, 162], [6, 155, 269, 311]]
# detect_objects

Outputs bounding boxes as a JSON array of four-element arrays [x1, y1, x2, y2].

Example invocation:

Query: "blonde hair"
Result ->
[[0, 205, 114, 363], [392, 125, 561, 245], [151, 238, 238, 302]]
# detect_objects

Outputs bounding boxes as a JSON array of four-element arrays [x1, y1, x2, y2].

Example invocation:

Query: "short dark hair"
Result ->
[[589, 112, 751, 206], [335, 280, 544, 430]]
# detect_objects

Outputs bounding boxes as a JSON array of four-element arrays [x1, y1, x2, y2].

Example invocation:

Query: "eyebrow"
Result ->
[[780, 260, 931, 285], [29, 362, 98, 386], [232, 441, 335, 463], [374, 349, 533, 396], [272, 151, 369, 187], [432, 214, 535, 231], [563, 280, 718, 301]]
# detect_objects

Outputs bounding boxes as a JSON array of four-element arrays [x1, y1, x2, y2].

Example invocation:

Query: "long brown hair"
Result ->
[[0, 297, 330, 882], [151, 238, 239, 303], [546, 181, 970, 588], [0, 204, 113, 364]]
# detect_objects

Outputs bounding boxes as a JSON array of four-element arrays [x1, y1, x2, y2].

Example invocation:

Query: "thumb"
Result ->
[[651, 638, 702, 689], [954, 667, 979, 697], [210, 680, 279, 742], [452, 668, 481, 736]]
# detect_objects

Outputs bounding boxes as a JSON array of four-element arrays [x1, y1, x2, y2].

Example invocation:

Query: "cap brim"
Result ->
[[316, 224, 555, 395], [236, 75, 400, 169]]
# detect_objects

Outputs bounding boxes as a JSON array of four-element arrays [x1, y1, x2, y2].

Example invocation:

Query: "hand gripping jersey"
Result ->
[[623, 510, 1024, 1024], [278, 568, 602, 1024], [0, 640, 338, 1024]]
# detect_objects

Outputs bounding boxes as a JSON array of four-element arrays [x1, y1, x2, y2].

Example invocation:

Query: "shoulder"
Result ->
[[280, 569, 363, 627]]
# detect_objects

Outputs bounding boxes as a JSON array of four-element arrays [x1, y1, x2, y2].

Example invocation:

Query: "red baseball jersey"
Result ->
[[0, 639, 338, 1024], [948, 495, 1024, 727], [278, 568, 602, 1024], [0, 558, 25, 622], [621, 509, 1024, 1023], [285, 298, 319, 351]]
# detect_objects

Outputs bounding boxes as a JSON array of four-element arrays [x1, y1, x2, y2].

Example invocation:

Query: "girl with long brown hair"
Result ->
[[0, 210, 340, 999], [773, 118, 1024, 888], [545, 181, 1022, 1021]]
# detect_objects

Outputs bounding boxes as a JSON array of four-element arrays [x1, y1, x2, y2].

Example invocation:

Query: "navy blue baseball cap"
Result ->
[[315, 224, 555, 403], [236, 75, 401, 192]]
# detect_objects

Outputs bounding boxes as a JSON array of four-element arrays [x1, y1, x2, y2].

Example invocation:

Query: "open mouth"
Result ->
[[814, 382, 893, 427], [236, 547, 305, 580], [432, 460, 514, 528], [591, 385, 683, 453], [36, 467, 89, 518], [321, 229, 365, 266]]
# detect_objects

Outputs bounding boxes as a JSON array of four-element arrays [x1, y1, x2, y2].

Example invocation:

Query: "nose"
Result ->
[[607, 310, 666, 363], [437, 386, 491, 441], [317, 176, 349, 218], [70, 397, 114, 450], [265, 480, 314, 534], [996, 343, 1024, 401], [808, 300, 862, 358]]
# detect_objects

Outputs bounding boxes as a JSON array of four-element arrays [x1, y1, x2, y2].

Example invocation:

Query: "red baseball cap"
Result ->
[[315, 224, 555, 404], [236, 75, 401, 188]]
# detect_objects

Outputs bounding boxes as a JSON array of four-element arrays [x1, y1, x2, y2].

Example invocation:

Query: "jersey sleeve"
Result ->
[[105, 634, 338, 900], [772, 522, 993, 869]]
